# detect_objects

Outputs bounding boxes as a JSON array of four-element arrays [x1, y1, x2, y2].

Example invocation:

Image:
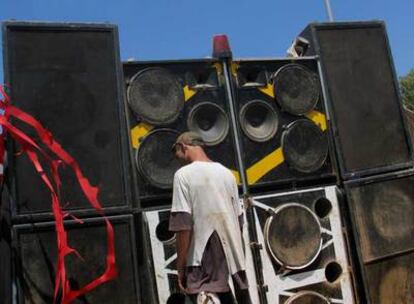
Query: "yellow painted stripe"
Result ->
[[305, 110, 327, 131], [183, 85, 197, 102], [231, 62, 239, 77], [213, 63, 223, 75], [230, 170, 241, 185], [259, 83, 275, 98], [130, 122, 154, 148], [246, 147, 284, 185]]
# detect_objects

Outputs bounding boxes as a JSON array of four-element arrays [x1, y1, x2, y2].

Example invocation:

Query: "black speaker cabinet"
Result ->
[[142, 208, 259, 304], [233, 57, 337, 192], [2, 22, 135, 221], [252, 186, 355, 303], [344, 169, 414, 303], [12, 215, 140, 303], [123, 59, 239, 206], [0, 187, 12, 304], [299, 21, 413, 179]]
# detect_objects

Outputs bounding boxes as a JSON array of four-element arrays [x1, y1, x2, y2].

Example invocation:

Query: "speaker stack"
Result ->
[[123, 59, 240, 207], [296, 21, 414, 303], [1, 22, 140, 303]]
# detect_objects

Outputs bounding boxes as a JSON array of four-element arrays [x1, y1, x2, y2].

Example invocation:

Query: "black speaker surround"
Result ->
[[299, 21, 414, 179], [2, 22, 135, 221]]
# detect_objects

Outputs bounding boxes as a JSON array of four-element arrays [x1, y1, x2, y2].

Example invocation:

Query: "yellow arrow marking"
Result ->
[[259, 83, 275, 98], [130, 122, 154, 149], [231, 170, 241, 185], [246, 148, 284, 185], [183, 85, 197, 102], [306, 110, 327, 131], [213, 63, 223, 75]]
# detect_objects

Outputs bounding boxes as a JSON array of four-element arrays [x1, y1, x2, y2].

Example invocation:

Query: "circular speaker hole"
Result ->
[[167, 293, 186, 304], [325, 261, 343, 283], [187, 102, 229, 146], [155, 219, 176, 245], [239, 100, 278, 142], [313, 198, 333, 219]]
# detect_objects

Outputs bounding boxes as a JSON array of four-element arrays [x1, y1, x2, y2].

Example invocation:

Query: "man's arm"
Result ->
[[176, 229, 192, 272]]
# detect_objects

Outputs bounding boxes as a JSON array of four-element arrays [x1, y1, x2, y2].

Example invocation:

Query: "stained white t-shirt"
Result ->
[[171, 161, 245, 274]]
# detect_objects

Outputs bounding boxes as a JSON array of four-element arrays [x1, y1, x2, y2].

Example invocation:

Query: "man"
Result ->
[[169, 131, 249, 304]]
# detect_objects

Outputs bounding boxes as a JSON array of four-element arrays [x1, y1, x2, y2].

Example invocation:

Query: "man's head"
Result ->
[[172, 131, 207, 163]]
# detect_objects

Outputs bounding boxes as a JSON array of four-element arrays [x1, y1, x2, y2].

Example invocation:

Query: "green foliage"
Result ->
[[400, 69, 414, 111]]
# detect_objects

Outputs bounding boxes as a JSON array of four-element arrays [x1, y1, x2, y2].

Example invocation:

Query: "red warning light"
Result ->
[[212, 34, 232, 59]]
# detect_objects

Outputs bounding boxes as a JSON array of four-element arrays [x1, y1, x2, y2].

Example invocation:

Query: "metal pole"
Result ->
[[324, 0, 334, 22]]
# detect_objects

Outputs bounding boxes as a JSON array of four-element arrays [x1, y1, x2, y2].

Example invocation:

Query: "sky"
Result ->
[[1, 0, 413, 85]]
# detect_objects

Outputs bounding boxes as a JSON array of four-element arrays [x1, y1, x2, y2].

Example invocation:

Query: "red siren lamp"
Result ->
[[212, 34, 232, 59]]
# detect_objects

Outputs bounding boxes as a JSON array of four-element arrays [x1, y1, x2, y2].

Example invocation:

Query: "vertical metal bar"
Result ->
[[324, 0, 334, 22], [221, 60, 249, 195]]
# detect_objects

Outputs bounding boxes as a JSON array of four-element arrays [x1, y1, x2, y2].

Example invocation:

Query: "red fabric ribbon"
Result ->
[[0, 85, 118, 304]]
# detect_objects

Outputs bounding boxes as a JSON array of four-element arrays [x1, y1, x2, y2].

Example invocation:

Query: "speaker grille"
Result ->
[[316, 24, 412, 176], [4, 23, 131, 217]]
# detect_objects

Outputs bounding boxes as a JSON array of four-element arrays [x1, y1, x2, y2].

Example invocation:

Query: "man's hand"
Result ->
[[177, 269, 187, 294]]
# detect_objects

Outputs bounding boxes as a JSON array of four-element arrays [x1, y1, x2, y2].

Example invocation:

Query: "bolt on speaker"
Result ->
[[187, 102, 229, 146]]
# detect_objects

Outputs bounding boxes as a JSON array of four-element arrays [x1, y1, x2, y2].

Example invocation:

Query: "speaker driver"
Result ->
[[282, 119, 328, 173], [136, 129, 182, 189], [239, 99, 278, 142], [273, 64, 319, 115], [187, 102, 229, 146], [264, 203, 322, 269], [127, 68, 184, 125], [285, 291, 330, 304]]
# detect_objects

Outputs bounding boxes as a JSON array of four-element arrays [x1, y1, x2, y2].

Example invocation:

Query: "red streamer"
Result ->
[[0, 85, 118, 304]]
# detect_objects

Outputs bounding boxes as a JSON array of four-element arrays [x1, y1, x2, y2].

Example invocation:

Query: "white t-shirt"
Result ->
[[171, 161, 246, 274]]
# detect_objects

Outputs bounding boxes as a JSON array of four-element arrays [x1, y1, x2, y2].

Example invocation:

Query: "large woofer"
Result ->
[[285, 291, 330, 304], [264, 203, 322, 269], [136, 129, 182, 189], [187, 102, 229, 146], [239, 100, 279, 142], [127, 68, 184, 125], [282, 119, 328, 173], [273, 64, 320, 115]]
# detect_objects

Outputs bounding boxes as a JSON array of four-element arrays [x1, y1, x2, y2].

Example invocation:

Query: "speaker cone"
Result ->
[[127, 68, 184, 125], [264, 203, 322, 269], [282, 119, 328, 173], [285, 291, 330, 304], [273, 64, 320, 115], [239, 100, 279, 142], [136, 129, 182, 189], [187, 102, 229, 146]]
